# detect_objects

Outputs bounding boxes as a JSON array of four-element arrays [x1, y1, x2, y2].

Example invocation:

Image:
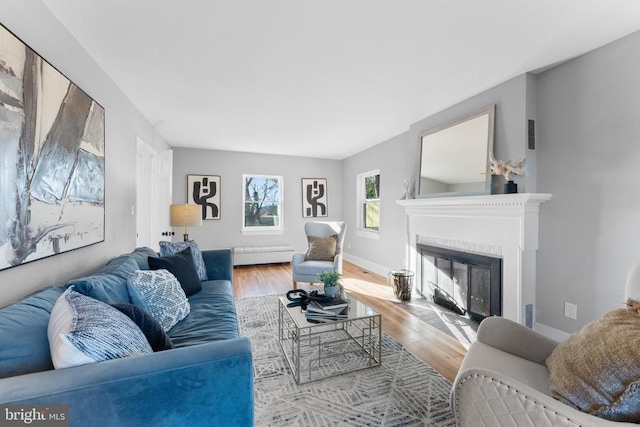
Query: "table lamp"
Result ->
[[170, 204, 202, 241]]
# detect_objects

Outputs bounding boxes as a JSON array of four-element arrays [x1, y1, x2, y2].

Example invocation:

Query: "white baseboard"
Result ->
[[343, 253, 391, 278], [534, 322, 571, 342]]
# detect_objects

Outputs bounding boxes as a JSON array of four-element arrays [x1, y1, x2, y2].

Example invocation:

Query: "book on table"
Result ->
[[305, 302, 349, 322], [306, 315, 345, 323], [305, 311, 348, 322], [311, 297, 349, 311], [306, 301, 349, 315]]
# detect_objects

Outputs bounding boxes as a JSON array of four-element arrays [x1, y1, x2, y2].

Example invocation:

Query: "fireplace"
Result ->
[[418, 244, 501, 321], [397, 193, 551, 327]]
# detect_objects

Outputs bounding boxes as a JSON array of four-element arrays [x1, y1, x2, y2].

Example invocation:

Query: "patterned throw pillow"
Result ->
[[159, 240, 208, 281], [127, 269, 190, 331], [305, 235, 338, 261], [48, 288, 152, 369], [546, 299, 640, 422]]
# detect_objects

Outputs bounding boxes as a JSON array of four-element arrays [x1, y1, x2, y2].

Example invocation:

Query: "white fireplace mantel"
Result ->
[[396, 193, 552, 326]]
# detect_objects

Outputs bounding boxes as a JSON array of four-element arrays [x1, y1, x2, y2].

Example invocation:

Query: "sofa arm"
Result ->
[[0, 337, 254, 427], [477, 316, 559, 364], [452, 367, 633, 427], [202, 249, 233, 281]]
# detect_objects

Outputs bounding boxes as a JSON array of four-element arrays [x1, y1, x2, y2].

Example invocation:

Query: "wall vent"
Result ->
[[528, 119, 536, 150]]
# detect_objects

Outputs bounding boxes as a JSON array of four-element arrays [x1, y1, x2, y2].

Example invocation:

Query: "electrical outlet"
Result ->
[[564, 302, 577, 320]]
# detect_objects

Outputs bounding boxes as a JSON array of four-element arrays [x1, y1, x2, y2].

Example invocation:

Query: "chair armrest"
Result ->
[[452, 367, 632, 427], [477, 316, 559, 364], [292, 252, 306, 266], [0, 338, 254, 426], [333, 253, 343, 273], [202, 249, 233, 281]]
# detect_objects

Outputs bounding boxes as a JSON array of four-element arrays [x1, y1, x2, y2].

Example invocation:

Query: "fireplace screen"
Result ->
[[418, 244, 501, 321]]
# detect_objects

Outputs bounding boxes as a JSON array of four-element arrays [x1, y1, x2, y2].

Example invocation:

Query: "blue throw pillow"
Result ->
[[111, 303, 174, 352], [66, 255, 139, 305], [99, 254, 139, 279], [159, 240, 208, 281], [128, 247, 159, 270], [0, 286, 65, 378], [148, 247, 202, 296]]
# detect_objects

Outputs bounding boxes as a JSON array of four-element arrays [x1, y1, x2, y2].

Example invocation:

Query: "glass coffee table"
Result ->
[[278, 291, 382, 384]]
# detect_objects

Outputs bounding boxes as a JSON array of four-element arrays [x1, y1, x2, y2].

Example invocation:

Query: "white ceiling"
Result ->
[[43, 0, 640, 160]]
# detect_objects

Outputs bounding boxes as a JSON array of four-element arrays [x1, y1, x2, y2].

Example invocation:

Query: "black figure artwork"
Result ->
[[188, 175, 221, 220], [302, 179, 328, 218]]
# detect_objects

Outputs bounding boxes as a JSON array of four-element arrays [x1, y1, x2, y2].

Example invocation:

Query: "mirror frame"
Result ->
[[417, 104, 495, 198]]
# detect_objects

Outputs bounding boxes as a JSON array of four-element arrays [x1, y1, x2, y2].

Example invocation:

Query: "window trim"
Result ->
[[356, 169, 380, 240], [241, 174, 284, 235]]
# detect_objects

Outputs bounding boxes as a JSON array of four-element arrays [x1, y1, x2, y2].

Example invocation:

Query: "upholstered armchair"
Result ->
[[450, 260, 640, 426], [292, 221, 347, 288]]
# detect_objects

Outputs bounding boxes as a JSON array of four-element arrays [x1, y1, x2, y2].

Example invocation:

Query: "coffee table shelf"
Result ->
[[278, 292, 382, 384]]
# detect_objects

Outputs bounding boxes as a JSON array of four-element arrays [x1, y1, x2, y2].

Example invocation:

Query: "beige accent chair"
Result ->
[[292, 221, 347, 289], [451, 260, 640, 426]]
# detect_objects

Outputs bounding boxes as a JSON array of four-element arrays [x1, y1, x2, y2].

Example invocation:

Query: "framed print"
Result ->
[[0, 24, 105, 272], [188, 175, 221, 220], [302, 178, 328, 218]]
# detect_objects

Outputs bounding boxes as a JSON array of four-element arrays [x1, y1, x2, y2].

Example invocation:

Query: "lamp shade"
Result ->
[[170, 204, 202, 227]]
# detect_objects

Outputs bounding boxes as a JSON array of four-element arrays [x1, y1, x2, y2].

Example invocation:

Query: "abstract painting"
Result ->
[[188, 175, 221, 220], [0, 24, 105, 271], [302, 178, 328, 217]]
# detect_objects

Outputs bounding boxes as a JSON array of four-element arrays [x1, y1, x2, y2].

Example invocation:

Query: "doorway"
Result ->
[[136, 137, 173, 251]]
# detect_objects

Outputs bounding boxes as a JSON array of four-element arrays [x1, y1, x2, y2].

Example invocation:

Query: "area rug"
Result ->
[[236, 295, 456, 427]]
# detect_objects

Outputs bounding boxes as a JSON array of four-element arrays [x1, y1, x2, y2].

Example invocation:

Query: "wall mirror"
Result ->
[[418, 105, 495, 198]]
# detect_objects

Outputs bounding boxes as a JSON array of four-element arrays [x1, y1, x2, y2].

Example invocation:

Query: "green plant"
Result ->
[[316, 270, 341, 287]]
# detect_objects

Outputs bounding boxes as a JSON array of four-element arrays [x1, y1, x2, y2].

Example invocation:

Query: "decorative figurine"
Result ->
[[483, 152, 525, 194]]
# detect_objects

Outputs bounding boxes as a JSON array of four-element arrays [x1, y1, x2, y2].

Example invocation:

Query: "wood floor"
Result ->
[[233, 261, 466, 382]]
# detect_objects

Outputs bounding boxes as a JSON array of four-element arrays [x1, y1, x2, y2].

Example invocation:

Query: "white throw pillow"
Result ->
[[48, 290, 94, 369], [48, 288, 152, 369], [127, 269, 190, 331]]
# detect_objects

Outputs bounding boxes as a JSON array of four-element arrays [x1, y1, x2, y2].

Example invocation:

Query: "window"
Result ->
[[357, 170, 380, 238], [242, 175, 283, 234]]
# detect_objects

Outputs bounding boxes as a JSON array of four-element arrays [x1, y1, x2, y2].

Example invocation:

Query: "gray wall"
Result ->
[[342, 74, 535, 274], [172, 148, 342, 254], [409, 73, 534, 194], [536, 30, 640, 333], [341, 132, 412, 273], [0, 1, 170, 307]]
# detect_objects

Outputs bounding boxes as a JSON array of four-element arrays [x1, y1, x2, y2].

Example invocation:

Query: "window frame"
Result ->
[[241, 174, 284, 235], [356, 169, 380, 240]]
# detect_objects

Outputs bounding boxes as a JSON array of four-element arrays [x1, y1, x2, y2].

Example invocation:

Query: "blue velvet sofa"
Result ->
[[0, 247, 254, 427]]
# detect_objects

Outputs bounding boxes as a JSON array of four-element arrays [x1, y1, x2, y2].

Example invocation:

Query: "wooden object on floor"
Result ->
[[233, 261, 466, 382]]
